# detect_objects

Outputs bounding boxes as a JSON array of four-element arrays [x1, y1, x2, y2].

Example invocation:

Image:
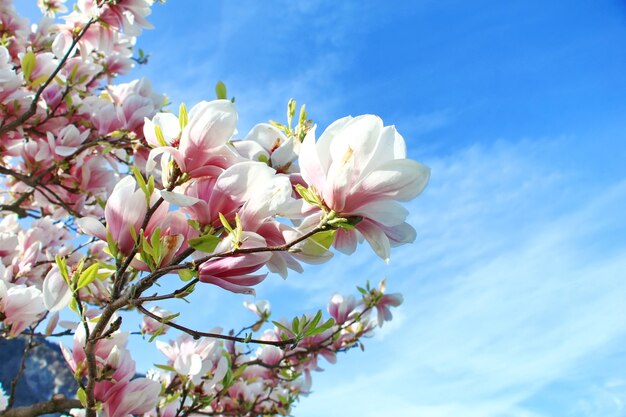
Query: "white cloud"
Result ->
[[294, 137, 626, 417]]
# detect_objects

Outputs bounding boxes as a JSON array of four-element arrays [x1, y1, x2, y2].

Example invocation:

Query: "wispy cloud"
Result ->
[[292, 136, 626, 417]]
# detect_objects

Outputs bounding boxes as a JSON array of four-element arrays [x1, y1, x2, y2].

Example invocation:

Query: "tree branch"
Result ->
[[0, 396, 82, 417], [0, 19, 95, 135], [136, 304, 296, 347]]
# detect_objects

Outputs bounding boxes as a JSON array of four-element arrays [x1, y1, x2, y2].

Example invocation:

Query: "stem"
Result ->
[[136, 304, 296, 347], [0, 397, 82, 417], [0, 19, 95, 135], [7, 333, 36, 408]]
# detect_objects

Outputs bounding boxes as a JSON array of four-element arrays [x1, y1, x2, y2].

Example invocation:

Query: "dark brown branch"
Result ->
[[0, 396, 82, 417], [136, 304, 296, 347]]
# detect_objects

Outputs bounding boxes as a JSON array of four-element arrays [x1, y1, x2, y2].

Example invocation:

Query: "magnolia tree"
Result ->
[[0, 1, 429, 416]]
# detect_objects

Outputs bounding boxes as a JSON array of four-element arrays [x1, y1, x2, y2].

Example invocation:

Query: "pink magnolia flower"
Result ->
[[233, 123, 300, 174], [145, 100, 241, 179], [37, 0, 68, 17], [156, 333, 225, 387], [198, 233, 272, 295], [130, 211, 194, 272], [165, 161, 295, 234], [98, 0, 154, 36], [77, 175, 168, 255], [60, 316, 129, 374], [299, 115, 430, 261], [102, 377, 161, 417], [42, 266, 71, 312], [372, 279, 404, 327], [243, 299, 271, 318], [45, 124, 90, 159], [141, 306, 173, 335], [327, 294, 359, 325], [0, 280, 46, 337]]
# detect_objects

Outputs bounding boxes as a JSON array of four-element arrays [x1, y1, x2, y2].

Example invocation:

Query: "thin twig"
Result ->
[[136, 304, 296, 347], [0, 19, 96, 135], [7, 333, 36, 408]]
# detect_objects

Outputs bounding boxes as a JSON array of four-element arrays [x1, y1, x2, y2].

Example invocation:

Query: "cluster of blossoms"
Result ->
[[0, 1, 429, 417]]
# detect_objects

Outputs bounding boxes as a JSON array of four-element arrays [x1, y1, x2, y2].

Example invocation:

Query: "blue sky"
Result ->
[[15, 1, 626, 416]]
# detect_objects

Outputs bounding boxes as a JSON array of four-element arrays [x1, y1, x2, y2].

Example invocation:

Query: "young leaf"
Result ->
[[154, 364, 177, 372], [179, 103, 188, 129], [148, 326, 164, 342], [77, 387, 87, 407], [76, 263, 99, 290], [272, 321, 294, 336], [188, 233, 220, 253], [215, 81, 227, 100], [218, 212, 233, 234], [310, 229, 336, 250], [178, 268, 195, 281], [55, 255, 70, 285], [155, 125, 168, 147], [21, 50, 36, 81]]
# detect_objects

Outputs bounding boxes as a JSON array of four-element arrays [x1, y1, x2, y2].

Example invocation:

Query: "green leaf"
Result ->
[[315, 318, 336, 335], [154, 124, 168, 147], [148, 326, 164, 342], [161, 312, 180, 323], [154, 364, 177, 372], [77, 387, 87, 407], [30, 75, 49, 88], [218, 212, 233, 234], [188, 233, 220, 253], [150, 228, 162, 263], [69, 298, 79, 315], [215, 81, 227, 100], [178, 268, 194, 281], [132, 166, 152, 205], [287, 98, 296, 130], [294, 184, 324, 208], [272, 321, 294, 336], [21, 50, 36, 81], [310, 229, 336, 250], [55, 255, 70, 286], [308, 310, 323, 331], [76, 263, 99, 290], [68, 63, 79, 83], [179, 103, 188, 130]]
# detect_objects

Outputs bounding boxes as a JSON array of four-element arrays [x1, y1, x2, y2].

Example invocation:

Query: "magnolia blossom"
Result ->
[[145, 100, 241, 179], [299, 115, 430, 261], [37, 0, 67, 17], [156, 333, 227, 388], [102, 378, 161, 417], [77, 176, 168, 255], [233, 123, 300, 173], [243, 299, 271, 318], [0, 279, 46, 337], [42, 266, 72, 312], [198, 233, 271, 295], [327, 294, 359, 325], [141, 306, 173, 335], [0, 1, 420, 414]]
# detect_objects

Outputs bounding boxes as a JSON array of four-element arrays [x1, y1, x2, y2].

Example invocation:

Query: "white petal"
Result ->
[[76, 217, 107, 240], [159, 190, 202, 207], [355, 159, 430, 202]]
